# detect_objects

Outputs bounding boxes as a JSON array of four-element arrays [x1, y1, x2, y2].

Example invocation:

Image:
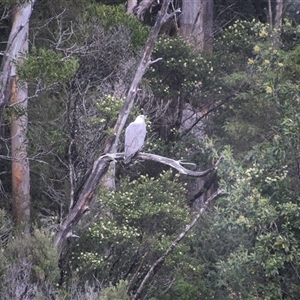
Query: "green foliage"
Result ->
[[214, 24, 297, 154], [213, 19, 261, 75], [85, 4, 149, 48], [69, 171, 191, 295], [4, 229, 59, 282], [93, 94, 124, 125], [99, 280, 129, 300], [215, 141, 300, 298], [281, 19, 300, 49], [3, 1, 300, 299], [0, 210, 12, 283], [284, 44, 300, 78], [160, 278, 199, 300], [215, 19, 258, 54], [206, 17, 300, 296], [147, 36, 216, 105], [18, 47, 79, 84], [0, 228, 60, 299]]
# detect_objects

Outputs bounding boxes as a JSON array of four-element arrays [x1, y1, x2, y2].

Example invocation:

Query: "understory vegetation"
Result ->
[[1, 1, 300, 299]]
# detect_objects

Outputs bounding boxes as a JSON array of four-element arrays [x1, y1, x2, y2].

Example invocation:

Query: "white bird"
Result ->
[[124, 115, 147, 164]]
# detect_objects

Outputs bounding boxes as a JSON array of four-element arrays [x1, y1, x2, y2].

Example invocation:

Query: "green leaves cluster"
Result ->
[[217, 156, 300, 298], [18, 47, 79, 84], [99, 280, 129, 300], [147, 36, 214, 104], [93, 94, 124, 125], [0, 224, 60, 298], [85, 4, 149, 48], [212, 33, 300, 297], [70, 171, 191, 292]]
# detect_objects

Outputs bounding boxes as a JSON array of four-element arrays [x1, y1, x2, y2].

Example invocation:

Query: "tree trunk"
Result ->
[[10, 77, 30, 226], [133, 0, 155, 19], [0, 1, 36, 226], [0, 1, 35, 118], [274, 0, 283, 29], [179, 0, 213, 51], [267, 0, 273, 29], [127, 0, 137, 14], [272, 0, 283, 46]]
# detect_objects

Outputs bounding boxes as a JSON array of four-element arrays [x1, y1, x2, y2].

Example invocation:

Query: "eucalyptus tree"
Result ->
[[0, 0, 36, 226]]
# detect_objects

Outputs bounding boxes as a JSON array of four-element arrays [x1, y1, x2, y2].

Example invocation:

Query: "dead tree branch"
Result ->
[[132, 189, 226, 300], [126, 152, 224, 177], [54, 154, 112, 248], [55, 0, 181, 250], [54, 152, 223, 249], [107, 0, 179, 154]]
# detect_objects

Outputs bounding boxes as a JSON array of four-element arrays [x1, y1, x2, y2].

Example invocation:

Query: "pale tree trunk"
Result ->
[[267, 0, 284, 30], [266, 0, 283, 46], [0, 1, 36, 226], [267, 0, 273, 29], [133, 0, 153, 19], [127, 0, 137, 14], [274, 0, 283, 29], [272, 0, 283, 46], [0, 1, 35, 118], [179, 0, 213, 52]]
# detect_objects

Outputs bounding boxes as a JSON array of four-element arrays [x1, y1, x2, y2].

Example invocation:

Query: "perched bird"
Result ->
[[124, 115, 147, 164]]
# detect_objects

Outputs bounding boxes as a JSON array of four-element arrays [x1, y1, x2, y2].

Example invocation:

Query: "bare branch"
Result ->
[[132, 189, 226, 300], [108, 0, 179, 154], [54, 151, 223, 249], [149, 57, 163, 65], [54, 154, 112, 249], [124, 152, 224, 177]]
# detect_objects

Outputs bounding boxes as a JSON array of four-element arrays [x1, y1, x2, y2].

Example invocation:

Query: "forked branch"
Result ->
[[55, 1, 182, 250], [54, 152, 223, 249]]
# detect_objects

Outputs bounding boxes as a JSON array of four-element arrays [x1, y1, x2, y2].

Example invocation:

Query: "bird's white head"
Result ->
[[136, 115, 145, 122]]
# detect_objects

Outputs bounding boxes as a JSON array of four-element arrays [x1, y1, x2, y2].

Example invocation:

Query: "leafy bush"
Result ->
[[0, 228, 60, 299], [85, 4, 149, 48], [99, 280, 129, 300], [18, 47, 79, 84], [69, 171, 190, 295], [147, 35, 214, 104]]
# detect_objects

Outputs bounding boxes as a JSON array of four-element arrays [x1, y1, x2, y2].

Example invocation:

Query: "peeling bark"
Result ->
[[0, 1, 36, 226], [179, 0, 213, 51], [0, 1, 36, 118], [10, 77, 30, 226]]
